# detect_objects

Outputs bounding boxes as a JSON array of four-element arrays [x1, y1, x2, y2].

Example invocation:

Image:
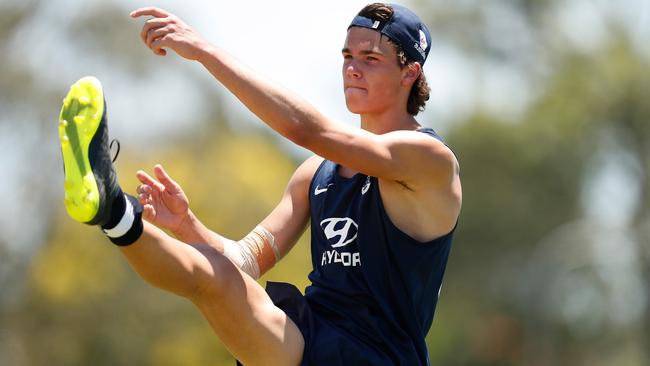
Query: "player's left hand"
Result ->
[[135, 164, 190, 234], [130, 7, 208, 60]]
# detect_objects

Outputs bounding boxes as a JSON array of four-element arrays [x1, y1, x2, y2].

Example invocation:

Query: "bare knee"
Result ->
[[186, 244, 245, 303]]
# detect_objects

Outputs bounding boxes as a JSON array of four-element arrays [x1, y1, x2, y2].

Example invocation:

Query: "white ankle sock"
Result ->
[[102, 195, 135, 238]]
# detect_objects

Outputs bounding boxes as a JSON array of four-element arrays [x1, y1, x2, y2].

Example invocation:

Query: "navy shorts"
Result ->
[[237, 282, 392, 366]]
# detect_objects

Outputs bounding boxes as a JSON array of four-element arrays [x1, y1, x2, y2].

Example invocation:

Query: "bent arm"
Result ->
[[169, 156, 320, 277], [120, 156, 319, 302]]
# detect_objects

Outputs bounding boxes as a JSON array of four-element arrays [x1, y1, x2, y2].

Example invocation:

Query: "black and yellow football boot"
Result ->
[[58, 76, 123, 226]]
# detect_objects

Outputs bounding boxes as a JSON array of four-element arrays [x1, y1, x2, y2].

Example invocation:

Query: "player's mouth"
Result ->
[[344, 85, 367, 94]]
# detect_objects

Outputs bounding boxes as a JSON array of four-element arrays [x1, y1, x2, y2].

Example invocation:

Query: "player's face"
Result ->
[[342, 27, 405, 115]]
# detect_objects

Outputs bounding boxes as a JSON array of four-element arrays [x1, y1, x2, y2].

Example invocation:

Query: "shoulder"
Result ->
[[376, 130, 461, 241], [286, 155, 325, 194], [380, 129, 459, 189], [383, 129, 454, 155], [296, 155, 325, 178]]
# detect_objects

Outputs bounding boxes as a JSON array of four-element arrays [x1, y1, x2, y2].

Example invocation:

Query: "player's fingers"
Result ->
[[137, 187, 155, 205], [136, 170, 156, 186], [142, 204, 156, 222], [151, 36, 172, 56], [136, 184, 152, 195], [136, 170, 165, 192], [140, 18, 169, 45], [130, 7, 170, 19], [146, 26, 172, 49], [154, 164, 181, 192]]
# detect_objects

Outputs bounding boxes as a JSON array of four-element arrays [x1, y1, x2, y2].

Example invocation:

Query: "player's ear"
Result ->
[[402, 62, 421, 86]]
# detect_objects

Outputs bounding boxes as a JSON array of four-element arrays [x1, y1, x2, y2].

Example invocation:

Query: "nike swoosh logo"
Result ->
[[314, 184, 332, 195], [362, 178, 371, 195]]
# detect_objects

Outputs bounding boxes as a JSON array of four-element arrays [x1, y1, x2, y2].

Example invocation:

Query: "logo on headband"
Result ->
[[419, 29, 428, 51], [413, 28, 428, 61]]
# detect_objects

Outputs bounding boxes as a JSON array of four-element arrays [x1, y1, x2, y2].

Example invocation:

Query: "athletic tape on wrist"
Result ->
[[223, 238, 259, 279], [222, 226, 279, 279]]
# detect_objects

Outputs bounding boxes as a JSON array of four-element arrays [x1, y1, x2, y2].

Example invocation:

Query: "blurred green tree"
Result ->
[[428, 36, 650, 366]]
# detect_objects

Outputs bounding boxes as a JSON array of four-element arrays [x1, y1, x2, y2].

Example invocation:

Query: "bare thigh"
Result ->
[[120, 223, 304, 366], [190, 244, 305, 366]]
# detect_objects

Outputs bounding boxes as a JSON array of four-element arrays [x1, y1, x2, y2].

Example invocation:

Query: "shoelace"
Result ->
[[110, 139, 121, 163]]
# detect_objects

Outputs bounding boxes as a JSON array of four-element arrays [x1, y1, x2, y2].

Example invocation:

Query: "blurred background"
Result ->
[[1, 0, 649, 365]]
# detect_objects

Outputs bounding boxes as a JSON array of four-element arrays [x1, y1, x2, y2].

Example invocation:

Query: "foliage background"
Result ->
[[1, 0, 649, 365]]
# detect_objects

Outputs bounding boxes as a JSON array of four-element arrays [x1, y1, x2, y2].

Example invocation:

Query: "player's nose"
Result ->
[[345, 61, 362, 79]]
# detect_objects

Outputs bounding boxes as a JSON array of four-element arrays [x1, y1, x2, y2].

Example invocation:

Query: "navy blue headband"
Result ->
[[348, 3, 431, 65]]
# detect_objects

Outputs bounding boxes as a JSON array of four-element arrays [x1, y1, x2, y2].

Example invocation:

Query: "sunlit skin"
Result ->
[[342, 27, 422, 134]]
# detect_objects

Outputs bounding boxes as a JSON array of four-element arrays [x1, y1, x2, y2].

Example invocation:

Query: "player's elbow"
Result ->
[[284, 117, 323, 150]]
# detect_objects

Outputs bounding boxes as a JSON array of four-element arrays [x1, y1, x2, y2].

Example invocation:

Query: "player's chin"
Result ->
[[344, 97, 370, 114]]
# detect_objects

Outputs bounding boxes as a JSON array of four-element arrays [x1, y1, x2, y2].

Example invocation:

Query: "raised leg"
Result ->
[[120, 222, 304, 366]]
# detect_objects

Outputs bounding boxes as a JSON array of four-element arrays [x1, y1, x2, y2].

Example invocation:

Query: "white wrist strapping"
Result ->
[[222, 226, 279, 279]]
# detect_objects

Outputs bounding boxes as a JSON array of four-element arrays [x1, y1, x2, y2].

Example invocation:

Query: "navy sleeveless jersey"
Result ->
[[302, 128, 456, 365]]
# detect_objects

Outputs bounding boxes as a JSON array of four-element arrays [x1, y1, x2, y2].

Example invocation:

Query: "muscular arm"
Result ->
[[131, 8, 460, 242], [130, 8, 456, 189], [198, 48, 455, 188]]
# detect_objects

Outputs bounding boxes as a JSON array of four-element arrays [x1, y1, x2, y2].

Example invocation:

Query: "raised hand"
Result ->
[[136, 164, 190, 234], [130, 7, 209, 60]]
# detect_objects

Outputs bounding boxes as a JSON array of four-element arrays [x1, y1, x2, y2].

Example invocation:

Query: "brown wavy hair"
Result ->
[[357, 3, 431, 116]]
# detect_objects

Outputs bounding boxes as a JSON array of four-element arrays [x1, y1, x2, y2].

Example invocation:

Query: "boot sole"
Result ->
[[59, 76, 104, 223]]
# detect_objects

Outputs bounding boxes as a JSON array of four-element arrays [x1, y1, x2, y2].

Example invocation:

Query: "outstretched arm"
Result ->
[[130, 8, 456, 189]]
